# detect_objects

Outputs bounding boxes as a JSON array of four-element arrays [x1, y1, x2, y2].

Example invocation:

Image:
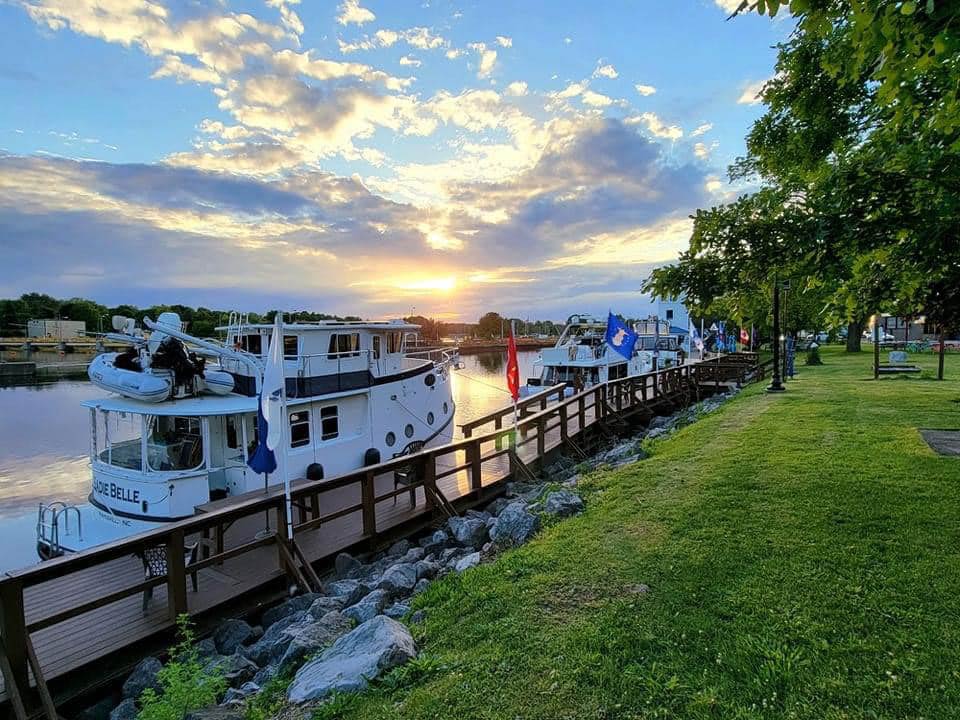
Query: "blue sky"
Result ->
[[0, 0, 788, 320]]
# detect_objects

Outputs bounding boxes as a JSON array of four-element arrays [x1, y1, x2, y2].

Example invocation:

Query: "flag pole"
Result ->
[[278, 313, 294, 542], [511, 321, 519, 444]]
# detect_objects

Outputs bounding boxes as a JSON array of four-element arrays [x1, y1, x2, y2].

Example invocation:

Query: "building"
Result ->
[[870, 314, 953, 342], [27, 319, 87, 339], [655, 296, 691, 349]]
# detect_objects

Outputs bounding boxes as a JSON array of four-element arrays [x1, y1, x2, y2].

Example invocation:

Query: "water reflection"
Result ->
[[0, 350, 540, 571]]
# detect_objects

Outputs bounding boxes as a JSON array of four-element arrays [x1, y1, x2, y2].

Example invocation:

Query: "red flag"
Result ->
[[506, 322, 520, 402], [740, 328, 750, 347]]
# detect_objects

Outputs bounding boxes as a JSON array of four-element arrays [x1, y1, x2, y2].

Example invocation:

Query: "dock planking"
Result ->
[[0, 355, 765, 715]]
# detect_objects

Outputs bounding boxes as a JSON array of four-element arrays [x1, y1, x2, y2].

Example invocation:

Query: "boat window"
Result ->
[[283, 335, 299, 360], [320, 406, 339, 440], [666, 309, 674, 321], [372, 335, 382, 359], [226, 416, 239, 449], [404, 423, 414, 439], [289, 410, 310, 448], [147, 415, 204, 472], [387, 331, 403, 354], [236, 334, 263, 355], [327, 333, 361, 359], [97, 411, 144, 470]]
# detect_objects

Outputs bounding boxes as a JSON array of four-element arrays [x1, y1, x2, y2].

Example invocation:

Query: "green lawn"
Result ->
[[313, 348, 960, 719]]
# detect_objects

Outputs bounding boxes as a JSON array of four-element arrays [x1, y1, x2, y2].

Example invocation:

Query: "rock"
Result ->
[[323, 579, 370, 606], [261, 593, 319, 628], [384, 602, 410, 619], [388, 539, 412, 557], [287, 616, 417, 704], [410, 610, 427, 624], [184, 706, 246, 720], [649, 415, 672, 430], [489, 502, 540, 548], [343, 589, 390, 624], [376, 563, 418, 595], [465, 509, 492, 522], [481, 542, 493, 555], [412, 578, 430, 595], [213, 619, 256, 655], [646, 427, 668, 440], [244, 610, 307, 666], [252, 665, 278, 688], [544, 490, 585, 518], [439, 547, 465, 564], [448, 516, 488, 547], [307, 595, 345, 619], [122, 656, 162, 700], [77, 696, 114, 720], [109, 699, 138, 720], [403, 547, 426, 563], [562, 475, 580, 488], [414, 559, 441, 580], [454, 552, 481, 572], [279, 611, 354, 668], [221, 681, 260, 705], [334, 552, 362, 579], [419, 529, 448, 550], [484, 497, 510, 516], [195, 637, 219, 659], [206, 652, 259, 688]]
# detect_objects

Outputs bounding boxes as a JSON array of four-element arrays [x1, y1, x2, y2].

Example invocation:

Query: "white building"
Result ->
[[655, 297, 690, 335], [27, 319, 87, 338]]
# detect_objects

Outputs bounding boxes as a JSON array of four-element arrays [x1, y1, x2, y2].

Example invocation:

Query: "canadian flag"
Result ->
[[740, 328, 750, 347], [506, 322, 520, 402]]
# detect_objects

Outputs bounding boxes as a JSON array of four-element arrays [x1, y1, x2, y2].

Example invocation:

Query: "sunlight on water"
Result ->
[[0, 350, 541, 571]]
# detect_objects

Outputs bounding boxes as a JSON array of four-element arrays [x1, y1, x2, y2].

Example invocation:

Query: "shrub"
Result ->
[[137, 616, 227, 720], [805, 346, 824, 366]]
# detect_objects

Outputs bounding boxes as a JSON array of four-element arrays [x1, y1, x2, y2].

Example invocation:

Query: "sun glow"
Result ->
[[393, 276, 457, 292]]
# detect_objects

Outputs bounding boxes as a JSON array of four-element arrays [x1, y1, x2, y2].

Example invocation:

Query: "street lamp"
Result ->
[[767, 278, 785, 393]]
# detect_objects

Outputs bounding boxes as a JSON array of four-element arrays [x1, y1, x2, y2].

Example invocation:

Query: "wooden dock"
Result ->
[[0, 354, 767, 718]]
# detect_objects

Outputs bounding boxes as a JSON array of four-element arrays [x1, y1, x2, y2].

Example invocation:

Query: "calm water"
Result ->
[[0, 350, 539, 572]]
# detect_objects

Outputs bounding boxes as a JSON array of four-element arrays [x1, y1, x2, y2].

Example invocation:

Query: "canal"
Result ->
[[0, 350, 540, 572]]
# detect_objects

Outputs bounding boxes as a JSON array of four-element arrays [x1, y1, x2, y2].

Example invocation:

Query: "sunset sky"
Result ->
[[0, 0, 787, 321]]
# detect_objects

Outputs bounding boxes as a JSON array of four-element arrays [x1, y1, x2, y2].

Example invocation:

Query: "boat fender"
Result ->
[[306, 463, 324, 481], [363, 448, 381, 467]]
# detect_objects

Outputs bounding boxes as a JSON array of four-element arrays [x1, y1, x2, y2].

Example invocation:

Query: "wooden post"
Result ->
[[468, 440, 482, 490], [495, 416, 503, 451], [361, 470, 376, 538], [0, 578, 29, 699], [578, 395, 586, 429], [537, 417, 546, 457], [166, 528, 188, 620], [422, 453, 437, 507], [559, 403, 568, 443], [938, 327, 946, 381], [463, 425, 472, 439]]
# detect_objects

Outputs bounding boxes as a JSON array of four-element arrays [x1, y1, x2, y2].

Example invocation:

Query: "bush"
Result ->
[[137, 616, 227, 720], [805, 346, 824, 366]]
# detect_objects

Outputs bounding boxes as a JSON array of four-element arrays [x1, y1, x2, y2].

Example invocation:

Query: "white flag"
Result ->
[[261, 315, 285, 451]]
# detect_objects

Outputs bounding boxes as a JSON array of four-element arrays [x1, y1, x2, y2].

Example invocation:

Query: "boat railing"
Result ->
[[36, 502, 83, 556], [405, 346, 460, 367]]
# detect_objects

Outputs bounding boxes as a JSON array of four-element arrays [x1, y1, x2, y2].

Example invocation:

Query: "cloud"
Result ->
[[399, 55, 421, 67], [690, 122, 713, 137], [337, 0, 375, 26], [714, 0, 746, 12], [495, 35, 512, 48], [505, 81, 528, 96], [563, 37, 572, 44], [468, 42, 497, 78], [626, 112, 683, 141], [634, 83, 656, 96], [593, 63, 618, 79], [693, 142, 710, 159], [737, 78, 768, 105], [581, 90, 613, 108], [339, 26, 447, 53]]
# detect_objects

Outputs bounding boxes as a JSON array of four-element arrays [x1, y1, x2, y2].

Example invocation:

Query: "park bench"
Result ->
[[877, 350, 921, 375]]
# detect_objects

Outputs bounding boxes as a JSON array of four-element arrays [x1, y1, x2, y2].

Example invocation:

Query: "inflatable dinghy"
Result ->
[[89, 353, 235, 402]]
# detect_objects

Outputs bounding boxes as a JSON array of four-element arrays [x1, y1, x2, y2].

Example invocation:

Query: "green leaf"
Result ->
[[901, 1, 916, 15], [756, 0, 766, 15], [926, 0, 935, 14]]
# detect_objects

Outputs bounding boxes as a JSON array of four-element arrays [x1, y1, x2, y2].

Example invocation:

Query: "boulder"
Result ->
[[648, 415, 672, 430], [388, 539, 412, 557], [287, 616, 417, 704], [278, 611, 353, 668], [489, 502, 540, 548], [454, 552, 481, 572], [419, 529, 448, 551], [414, 559, 441, 580], [221, 681, 260, 705], [412, 578, 430, 595], [484, 497, 511, 517], [243, 610, 307, 666], [448, 516, 488, 547], [206, 652, 259, 688], [646, 427, 668, 440], [323, 579, 370, 606], [121, 656, 162, 700], [334, 552, 362, 579], [261, 593, 319, 628], [376, 563, 418, 595], [410, 609, 427, 624], [213, 619, 256, 655], [343, 589, 390, 624], [307, 596, 345, 619], [544, 490, 584, 518], [195, 638, 219, 659], [109, 699, 138, 720], [402, 547, 426, 563], [439, 547, 465, 564], [251, 665, 278, 688], [465, 509, 492, 523], [384, 602, 410, 619]]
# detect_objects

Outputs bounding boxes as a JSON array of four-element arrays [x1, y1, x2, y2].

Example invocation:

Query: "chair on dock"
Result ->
[[392, 441, 426, 507], [139, 540, 212, 612]]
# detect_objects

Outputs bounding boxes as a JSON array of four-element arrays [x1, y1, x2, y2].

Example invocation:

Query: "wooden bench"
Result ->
[[877, 350, 921, 374]]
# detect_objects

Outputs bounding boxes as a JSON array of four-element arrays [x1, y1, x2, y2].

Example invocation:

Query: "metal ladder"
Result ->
[[36, 502, 82, 557]]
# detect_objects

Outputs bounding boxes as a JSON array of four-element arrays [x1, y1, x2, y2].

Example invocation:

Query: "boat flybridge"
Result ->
[[36, 312, 457, 559], [524, 314, 682, 395]]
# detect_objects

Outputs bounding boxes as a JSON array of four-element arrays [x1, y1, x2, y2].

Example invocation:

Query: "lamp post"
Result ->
[[767, 278, 785, 393]]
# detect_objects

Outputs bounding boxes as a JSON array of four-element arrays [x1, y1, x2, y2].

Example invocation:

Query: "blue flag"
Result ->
[[605, 312, 638, 360], [247, 400, 277, 475]]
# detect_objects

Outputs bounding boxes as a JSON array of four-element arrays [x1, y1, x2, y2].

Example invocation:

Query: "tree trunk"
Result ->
[[845, 319, 863, 352], [939, 327, 946, 381]]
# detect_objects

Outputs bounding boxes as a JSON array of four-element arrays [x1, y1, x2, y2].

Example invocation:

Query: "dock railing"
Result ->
[[0, 354, 758, 715]]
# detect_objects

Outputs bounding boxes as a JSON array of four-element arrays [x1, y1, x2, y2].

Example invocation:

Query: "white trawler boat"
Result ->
[[524, 315, 652, 394], [36, 312, 456, 559]]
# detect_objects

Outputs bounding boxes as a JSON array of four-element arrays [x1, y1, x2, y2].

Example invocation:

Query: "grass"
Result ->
[[298, 348, 960, 719]]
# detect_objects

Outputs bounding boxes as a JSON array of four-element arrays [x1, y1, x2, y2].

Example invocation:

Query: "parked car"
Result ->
[[863, 329, 895, 343]]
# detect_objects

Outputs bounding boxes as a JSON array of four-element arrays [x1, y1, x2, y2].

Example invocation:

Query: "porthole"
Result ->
[[443, 402, 449, 414], [404, 423, 414, 438], [427, 412, 435, 425], [385, 431, 396, 447], [424, 373, 436, 387]]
